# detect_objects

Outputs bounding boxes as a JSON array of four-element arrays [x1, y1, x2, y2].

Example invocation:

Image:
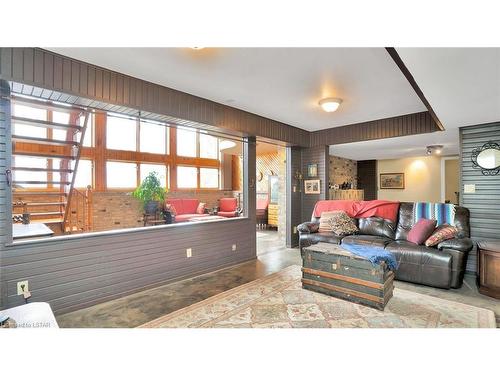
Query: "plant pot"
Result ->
[[144, 201, 160, 215], [163, 210, 173, 224]]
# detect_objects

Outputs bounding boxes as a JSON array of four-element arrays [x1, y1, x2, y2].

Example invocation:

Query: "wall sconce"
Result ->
[[294, 170, 303, 193]]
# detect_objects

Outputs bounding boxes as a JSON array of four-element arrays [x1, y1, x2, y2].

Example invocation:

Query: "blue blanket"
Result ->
[[340, 242, 398, 270]]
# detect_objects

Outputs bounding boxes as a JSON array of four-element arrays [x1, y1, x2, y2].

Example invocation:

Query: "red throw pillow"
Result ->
[[407, 218, 437, 245], [425, 224, 458, 247], [196, 202, 206, 214]]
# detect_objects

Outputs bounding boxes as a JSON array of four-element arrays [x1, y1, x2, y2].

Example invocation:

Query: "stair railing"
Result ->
[[65, 186, 92, 233]]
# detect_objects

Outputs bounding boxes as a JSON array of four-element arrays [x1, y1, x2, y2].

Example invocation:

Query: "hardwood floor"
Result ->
[[56, 231, 499, 328]]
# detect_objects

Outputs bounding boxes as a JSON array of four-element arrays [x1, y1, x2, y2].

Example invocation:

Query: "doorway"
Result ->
[[441, 156, 460, 204], [255, 141, 287, 255]]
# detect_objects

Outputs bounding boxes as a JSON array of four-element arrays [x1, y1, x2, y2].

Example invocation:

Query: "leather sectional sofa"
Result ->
[[298, 202, 473, 289]]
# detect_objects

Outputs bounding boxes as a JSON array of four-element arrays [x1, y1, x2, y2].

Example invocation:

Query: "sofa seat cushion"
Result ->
[[300, 232, 344, 247], [341, 235, 392, 250], [218, 211, 237, 218], [385, 240, 452, 288], [175, 214, 209, 222]]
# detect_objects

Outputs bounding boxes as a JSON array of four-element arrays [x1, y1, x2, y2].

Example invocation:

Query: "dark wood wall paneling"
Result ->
[[310, 111, 439, 146], [357, 160, 378, 200], [0, 48, 310, 147], [0, 81, 12, 309], [286, 147, 303, 247], [1, 219, 256, 314], [460, 122, 500, 274], [300, 146, 329, 222]]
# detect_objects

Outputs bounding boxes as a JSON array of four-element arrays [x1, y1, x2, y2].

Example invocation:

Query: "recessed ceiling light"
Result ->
[[319, 97, 342, 113], [426, 145, 443, 155]]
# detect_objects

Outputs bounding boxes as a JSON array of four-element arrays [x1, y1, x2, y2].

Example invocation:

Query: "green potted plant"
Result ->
[[132, 171, 168, 217]]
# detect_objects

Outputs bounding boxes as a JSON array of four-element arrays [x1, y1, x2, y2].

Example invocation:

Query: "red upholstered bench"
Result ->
[[166, 198, 210, 223]]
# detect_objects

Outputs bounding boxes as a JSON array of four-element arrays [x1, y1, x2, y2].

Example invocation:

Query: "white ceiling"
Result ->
[[48, 48, 425, 131], [331, 48, 500, 160], [49, 47, 500, 161], [330, 131, 459, 160]]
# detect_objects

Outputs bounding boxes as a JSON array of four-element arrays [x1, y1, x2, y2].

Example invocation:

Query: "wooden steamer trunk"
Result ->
[[301, 243, 394, 310]]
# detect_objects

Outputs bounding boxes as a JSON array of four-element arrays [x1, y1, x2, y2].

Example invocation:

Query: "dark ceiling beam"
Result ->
[[385, 47, 445, 131], [309, 111, 438, 147]]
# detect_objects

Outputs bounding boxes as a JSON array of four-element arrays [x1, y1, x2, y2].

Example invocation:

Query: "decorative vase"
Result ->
[[144, 201, 159, 215]]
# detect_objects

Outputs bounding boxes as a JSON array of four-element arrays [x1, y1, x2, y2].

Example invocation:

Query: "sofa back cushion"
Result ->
[[182, 199, 200, 214], [166, 199, 183, 215], [257, 198, 269, 210], [166, 198, 200, 215], [219, 198, 237, 212], [395, 202, 471, 240], [358, 217, 397, 239]]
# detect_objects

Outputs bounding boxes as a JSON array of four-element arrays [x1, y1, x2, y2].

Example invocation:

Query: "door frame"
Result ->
[[440, 156, 459, 203]]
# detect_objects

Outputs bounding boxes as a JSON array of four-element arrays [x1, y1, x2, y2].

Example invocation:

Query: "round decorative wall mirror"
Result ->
[[471, 141, 500, 175]]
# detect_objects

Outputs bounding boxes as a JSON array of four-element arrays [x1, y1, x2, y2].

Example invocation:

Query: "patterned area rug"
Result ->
[[140, 265, 496, 328]]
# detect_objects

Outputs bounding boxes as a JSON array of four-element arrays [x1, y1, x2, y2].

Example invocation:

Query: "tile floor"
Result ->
[[56, 230, 500, 328]]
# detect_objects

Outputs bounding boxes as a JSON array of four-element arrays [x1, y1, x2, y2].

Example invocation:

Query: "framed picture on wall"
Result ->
[[307, 163, 318, 177], [380, 173, 405, 189], [304, 179, 321, 194]]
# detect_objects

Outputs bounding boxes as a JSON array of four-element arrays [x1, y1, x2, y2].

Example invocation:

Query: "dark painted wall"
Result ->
[[0, 81, 12, 307], [1, 219, 256, 314], [357, 160, 377, 200], [286, 147, 302, 247], [300, 146, 329, 222], [460, 122, 500, 273]]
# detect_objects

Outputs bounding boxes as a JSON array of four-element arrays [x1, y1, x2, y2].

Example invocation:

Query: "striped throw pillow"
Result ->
[[425, 224, 458, 247]]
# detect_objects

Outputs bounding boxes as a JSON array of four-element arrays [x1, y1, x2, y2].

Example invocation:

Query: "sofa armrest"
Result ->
[[297, 222, 319, 234], [437, 238, 473, 253]]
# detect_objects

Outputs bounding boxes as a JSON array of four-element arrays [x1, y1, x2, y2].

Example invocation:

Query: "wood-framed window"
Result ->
[[11, 101, 229, 192]]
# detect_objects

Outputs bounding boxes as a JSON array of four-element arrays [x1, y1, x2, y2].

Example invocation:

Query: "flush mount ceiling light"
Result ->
[[319, 97, 342, 113], [190, 47, 205, 50], [426, 145, 444, 155]]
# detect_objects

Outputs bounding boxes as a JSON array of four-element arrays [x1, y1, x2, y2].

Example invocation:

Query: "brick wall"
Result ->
[[90, 190, 236, 232], [329, 155, 357, 188], [90, 192, 143, 232]]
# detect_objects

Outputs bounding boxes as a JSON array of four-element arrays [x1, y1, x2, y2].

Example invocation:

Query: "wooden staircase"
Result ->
[[11, 97, 91, 234]]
